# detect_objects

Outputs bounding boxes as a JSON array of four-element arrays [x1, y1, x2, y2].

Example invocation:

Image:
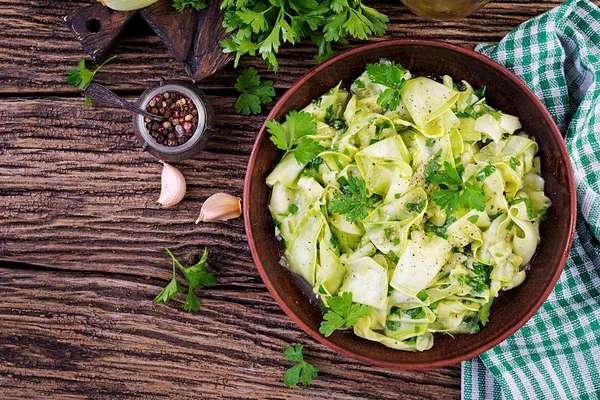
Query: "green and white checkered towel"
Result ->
[[462, 0, 600, 398]]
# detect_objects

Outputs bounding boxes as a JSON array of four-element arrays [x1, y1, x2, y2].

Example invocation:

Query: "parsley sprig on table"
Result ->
[[366, 61, 407, 111], [283, 344, 319, 388], [329, 176, 380, 222], [234, 67, 275, 115], [66, 56, 117, 106], [220, 0, 389, 71], [424, 160, 486, 213], [153, 248, 217, 312], [267, 111, 324, 164], [319, 292, 370, 337], [172, 0, 207, 12]]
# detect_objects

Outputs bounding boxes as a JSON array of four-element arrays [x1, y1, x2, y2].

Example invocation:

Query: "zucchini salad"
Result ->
[[265, 61, 550, 351]]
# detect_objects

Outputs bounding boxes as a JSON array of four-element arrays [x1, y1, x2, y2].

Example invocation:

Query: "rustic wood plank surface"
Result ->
[[0, 0, 586, 398]]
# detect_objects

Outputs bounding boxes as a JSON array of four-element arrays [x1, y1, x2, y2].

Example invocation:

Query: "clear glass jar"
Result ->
[[401, 0, 491, 20]]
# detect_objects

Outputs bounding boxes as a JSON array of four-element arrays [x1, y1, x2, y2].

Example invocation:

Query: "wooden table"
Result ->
[[0, 1, 573, 398]]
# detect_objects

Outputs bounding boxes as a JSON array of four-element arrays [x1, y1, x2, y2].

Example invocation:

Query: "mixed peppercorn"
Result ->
[[145, 91, 199, 147]]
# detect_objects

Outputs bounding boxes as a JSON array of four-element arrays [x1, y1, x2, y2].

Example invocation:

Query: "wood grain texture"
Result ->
[[1, 0, 592, 398], [0, 268, 461, 399], [0, 0, 570, 93]]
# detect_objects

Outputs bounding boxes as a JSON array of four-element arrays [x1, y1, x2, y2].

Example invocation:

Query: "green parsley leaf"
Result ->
[[319, 292, 370, 337], [479, 298, 493, 326], [153, 276, 185, 304], [366, 62, 406, 111], [288, 203, 299, 215], [425, 160, 485, 213], [234, 67, 275, 115], [66, 55, 117, 106], [424, 161, 463, 187], [220, 0, 388, 70], [267, 111, 323, 164], [460, 183, 486, 211], [476, 165, 496, 182], [425, 138, 435, 147], [455, 104, 482, 119], [377, 87, 400, 111], [175, 248, 217, 290], [172, 0, 207, 12], [184, 287, 202, 312], [388, 250, 399, 264], [292, 137, 326, 165], [154, 248, 216, 312], [366, 61, 407, 87], [283, 344, 319, 388], [354, 79, 365, 88], [329, 176, 378, 222], [417, 291, 429, 302]]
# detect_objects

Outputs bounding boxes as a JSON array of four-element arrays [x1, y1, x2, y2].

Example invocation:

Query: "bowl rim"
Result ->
[[244, 39, 577, 369]]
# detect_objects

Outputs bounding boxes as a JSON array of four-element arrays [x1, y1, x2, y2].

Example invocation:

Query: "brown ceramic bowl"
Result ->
[[244, 40, 576, 369]]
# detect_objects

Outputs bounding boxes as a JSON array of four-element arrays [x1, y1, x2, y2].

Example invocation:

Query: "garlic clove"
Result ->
[[157, 161, 186, 208], [196, 193, 242, 223]]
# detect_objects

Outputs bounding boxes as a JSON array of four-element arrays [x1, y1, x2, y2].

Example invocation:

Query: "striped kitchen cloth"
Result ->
[[462, 0, 600, 398]]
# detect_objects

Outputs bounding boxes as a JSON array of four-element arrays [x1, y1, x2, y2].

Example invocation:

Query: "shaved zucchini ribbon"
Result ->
[[266, 64, 550, 351]]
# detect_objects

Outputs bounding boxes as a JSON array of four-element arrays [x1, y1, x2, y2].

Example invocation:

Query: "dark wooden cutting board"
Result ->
[[64, 0, 232, 81]]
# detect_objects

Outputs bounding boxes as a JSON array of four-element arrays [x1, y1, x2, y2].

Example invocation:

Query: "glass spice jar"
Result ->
[[133, 80, 215, 162]]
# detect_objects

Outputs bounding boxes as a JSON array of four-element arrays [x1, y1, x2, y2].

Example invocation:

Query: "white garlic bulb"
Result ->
[[157, 162, 186, 208], [196, 193, 242, 223]]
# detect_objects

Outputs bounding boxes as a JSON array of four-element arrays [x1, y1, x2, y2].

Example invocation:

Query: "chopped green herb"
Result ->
[[424, 215, 456, 240], [467, 215, 479, 224], [329, 176, 379, 222], [288, 204, 299, 215], [417, 291, 429, 302], [425, 138, 435, 147], [388, 251, 399, 264], [406, 198, 426, 213], [483, 104, 503, 121], [306, 156, 323, 172], [386, 320, 401, 331], [510, 156, 519, 170], [476, 165, 496, 182], [474, 85, 487, 98], [329, 234, 338, 249], [354, 79, 365, 88], [404, 307, 426, 319], [510, 197, 538, 219], [456, 104, 482, 119]]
